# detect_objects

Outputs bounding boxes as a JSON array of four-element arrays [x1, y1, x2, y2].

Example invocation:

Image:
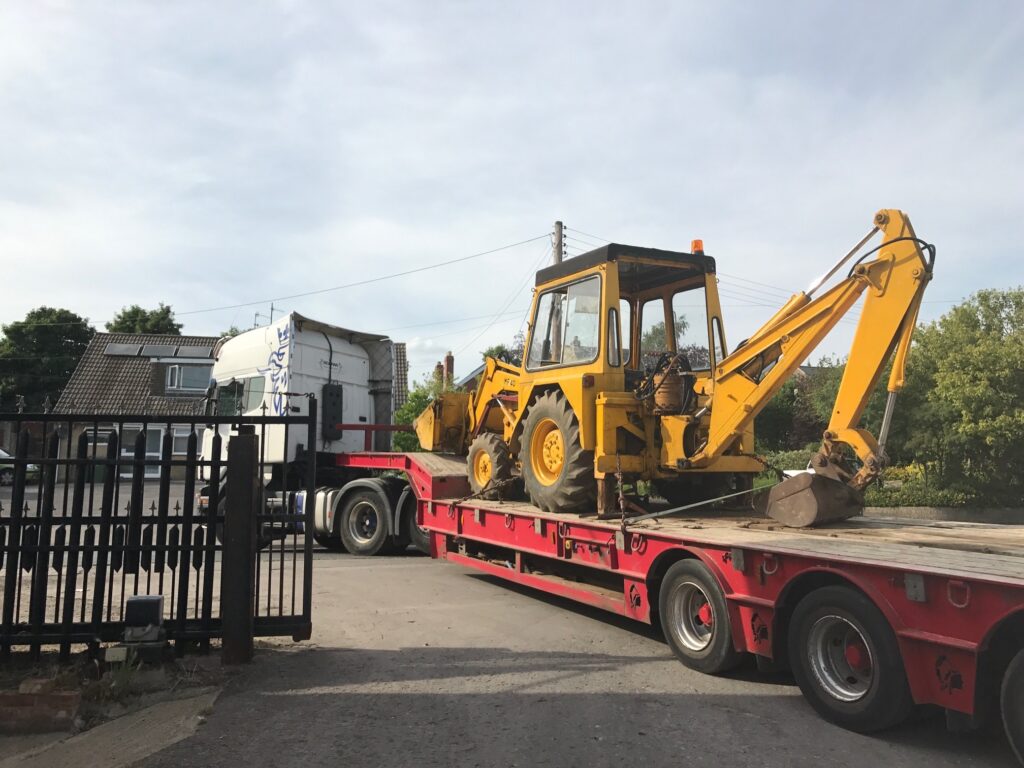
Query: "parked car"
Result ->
[[0, 448, 40, 485]]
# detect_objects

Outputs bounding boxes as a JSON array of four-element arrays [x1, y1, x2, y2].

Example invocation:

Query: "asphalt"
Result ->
[[137, 551, 1016, 768]]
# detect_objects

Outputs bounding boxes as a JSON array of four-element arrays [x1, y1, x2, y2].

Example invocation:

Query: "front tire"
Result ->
[[520, 390, 595, 513], [788, 585, 913, 733], [0, 468, 13, 486], [1002, 648, 1024, 764], [467, 433, 513, 499], [658, 559, 742, 674], [339, 491, 391, 556]]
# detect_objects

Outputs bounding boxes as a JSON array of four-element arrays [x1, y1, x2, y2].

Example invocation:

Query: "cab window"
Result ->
[[526, 275, 601, 369], [671, 286, 712, 369]]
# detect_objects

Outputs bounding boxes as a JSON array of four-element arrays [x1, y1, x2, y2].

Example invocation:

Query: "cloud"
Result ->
[[1, 1, 1022, 382]]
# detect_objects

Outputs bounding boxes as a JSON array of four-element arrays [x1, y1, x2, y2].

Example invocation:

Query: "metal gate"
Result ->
[[0, 404, 316, 659]]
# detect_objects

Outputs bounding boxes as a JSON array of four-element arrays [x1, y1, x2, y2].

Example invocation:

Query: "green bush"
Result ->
[[757, 448, 816, 476], [864, 479, 972, 507]]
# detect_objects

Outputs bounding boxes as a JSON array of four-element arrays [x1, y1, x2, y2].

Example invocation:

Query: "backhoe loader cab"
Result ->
[[526, 243, 722, 378]]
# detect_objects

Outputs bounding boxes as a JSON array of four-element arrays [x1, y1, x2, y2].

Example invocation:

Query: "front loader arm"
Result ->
[[695, 210, 933, 495]]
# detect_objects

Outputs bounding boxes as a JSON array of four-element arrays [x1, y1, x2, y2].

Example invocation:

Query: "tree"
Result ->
[[106, 303, 182, 335], [0, 307, 95, 411], [913, 289, 1024, 501], [640, 314, 708, 367], [219, 326, 243, 338], [392, 375, 447, 452], [482, 332, 525, 367]]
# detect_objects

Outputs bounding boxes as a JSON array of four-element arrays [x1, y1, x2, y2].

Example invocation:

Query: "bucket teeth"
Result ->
[[765, 472, 864, 528]]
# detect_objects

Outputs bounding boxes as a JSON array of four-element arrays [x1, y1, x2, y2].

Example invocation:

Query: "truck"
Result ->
[[200, 312, 424, 553], [323, 211, 1022, 762]]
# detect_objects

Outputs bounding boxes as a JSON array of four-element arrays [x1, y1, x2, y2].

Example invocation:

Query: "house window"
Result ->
[[172, 426, 205, 455], [166, 364, 213, 392]]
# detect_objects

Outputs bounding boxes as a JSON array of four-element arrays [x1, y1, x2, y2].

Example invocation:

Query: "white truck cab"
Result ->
[[203, 312, 394, 466], [198, 313, 416, 553]]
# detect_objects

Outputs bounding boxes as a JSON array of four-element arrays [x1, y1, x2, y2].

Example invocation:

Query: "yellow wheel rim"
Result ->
[[530, 418, 564, 486], [472, 449, 493, 488]]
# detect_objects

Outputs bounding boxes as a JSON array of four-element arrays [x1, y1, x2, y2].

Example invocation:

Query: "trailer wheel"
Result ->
[[520, 390, 595, 513], [467, 433, 513, 499], [1002, 648, 1024, 764], [339, 490, 391, 556], [659, 560, 742, 674], [789, 585, 913, 732], [406, 510, 431, 555]]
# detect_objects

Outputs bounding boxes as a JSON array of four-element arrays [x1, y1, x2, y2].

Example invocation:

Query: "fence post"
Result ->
[[221, 426, 258, 664]]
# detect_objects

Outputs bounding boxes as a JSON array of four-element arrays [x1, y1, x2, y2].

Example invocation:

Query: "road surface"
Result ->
[[140, 551, 1014, 767]]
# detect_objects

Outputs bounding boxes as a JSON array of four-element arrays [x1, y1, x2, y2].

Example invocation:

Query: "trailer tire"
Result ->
[[659, 559, 742, 674], [339, 490, 392, 556], [1002, 648, 1024, 764], [520, 390, 595, 513], [789, 585, 913, 733], [406, 510, 431, 555]]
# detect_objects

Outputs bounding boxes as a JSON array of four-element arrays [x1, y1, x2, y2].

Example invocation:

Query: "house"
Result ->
[[54, 332, 220, 480]]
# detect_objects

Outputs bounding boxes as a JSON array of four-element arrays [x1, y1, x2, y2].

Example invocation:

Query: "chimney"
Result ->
[[434, 361, 444, 384], [444, 351, 454, 387]]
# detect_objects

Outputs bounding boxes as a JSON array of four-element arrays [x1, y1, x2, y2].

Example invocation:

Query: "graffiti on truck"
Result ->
[[259, 325, 291, 416]]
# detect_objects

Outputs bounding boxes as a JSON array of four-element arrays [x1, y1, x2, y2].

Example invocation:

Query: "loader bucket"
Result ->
[[765, 472, 864, 528]]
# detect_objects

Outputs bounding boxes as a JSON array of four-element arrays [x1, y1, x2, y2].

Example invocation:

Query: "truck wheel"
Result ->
[[339, 491, 391, 556], [406, 509, 431, 555], [1002, 648, 1024, 764], [467, 433, 513, 499], [520, 390, 595, 513], [788, 585, 913, 732], [313, 532, 346, 552], [658, 559, 742, 674]]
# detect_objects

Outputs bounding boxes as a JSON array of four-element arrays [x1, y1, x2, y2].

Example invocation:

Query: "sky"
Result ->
[[1, 1, 1022, 383]]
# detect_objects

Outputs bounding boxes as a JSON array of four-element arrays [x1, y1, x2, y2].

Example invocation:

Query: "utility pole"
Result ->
[[551, 220, 564, 360]]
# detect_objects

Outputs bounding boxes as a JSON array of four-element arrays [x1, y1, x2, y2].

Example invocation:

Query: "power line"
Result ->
[[381, 309, 527, 333], [565, 226, 612, 244], [174, 234, 550, 316], [455, 241, 552, 357]]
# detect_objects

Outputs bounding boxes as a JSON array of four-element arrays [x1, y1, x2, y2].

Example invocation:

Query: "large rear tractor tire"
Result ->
[[467, 433, 513, 500], [520, 390, 595, 513], [1002, 648, 1024, 765], [659, 559, 743, 674], [788, 586, 914, 733]]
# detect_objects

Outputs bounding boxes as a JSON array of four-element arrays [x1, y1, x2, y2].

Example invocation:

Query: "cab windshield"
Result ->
[[526, 275, 601, 369]]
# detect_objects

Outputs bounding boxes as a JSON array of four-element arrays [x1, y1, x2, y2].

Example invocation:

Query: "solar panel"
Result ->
[[176, 346, 213, 358], [104, 343, 142, 356], [141, 343, 178, 357]]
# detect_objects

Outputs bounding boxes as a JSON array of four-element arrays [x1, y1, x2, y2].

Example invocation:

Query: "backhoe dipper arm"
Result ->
[[697, 210, 933, 492]]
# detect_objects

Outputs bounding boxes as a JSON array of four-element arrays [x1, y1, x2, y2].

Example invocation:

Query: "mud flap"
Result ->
[[765, 472, 864, 528]]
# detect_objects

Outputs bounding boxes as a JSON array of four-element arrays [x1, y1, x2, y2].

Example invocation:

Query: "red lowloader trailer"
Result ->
[[332, 449, 1024, 763]]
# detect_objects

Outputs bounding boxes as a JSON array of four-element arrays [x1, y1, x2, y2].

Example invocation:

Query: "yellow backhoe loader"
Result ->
[[414, 209, 934, 527]]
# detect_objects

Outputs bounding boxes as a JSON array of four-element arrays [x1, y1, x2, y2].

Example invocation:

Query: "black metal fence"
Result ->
[[0, 404, 316, 660]]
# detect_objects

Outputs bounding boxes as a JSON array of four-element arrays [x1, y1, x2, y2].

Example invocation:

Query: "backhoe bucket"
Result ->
[[765, 472, 864, 528]]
